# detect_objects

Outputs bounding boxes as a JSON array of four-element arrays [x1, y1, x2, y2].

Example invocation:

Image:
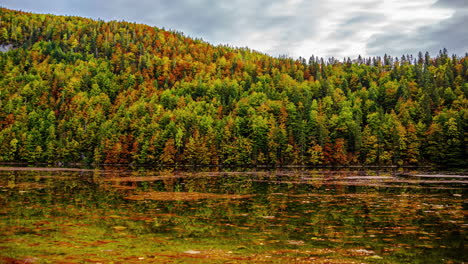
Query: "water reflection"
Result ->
[[0, 168, 466, 263]]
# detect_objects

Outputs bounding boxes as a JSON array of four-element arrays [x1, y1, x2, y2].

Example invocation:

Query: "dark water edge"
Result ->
[[0, 166, 466, 263], [0, 161, 453, 170]]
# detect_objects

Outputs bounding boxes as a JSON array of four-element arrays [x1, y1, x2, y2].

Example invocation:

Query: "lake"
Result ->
[[0, 167, 466, 263]]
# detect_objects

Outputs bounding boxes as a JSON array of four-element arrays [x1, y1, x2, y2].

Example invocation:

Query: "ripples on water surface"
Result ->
[[0, 167, 466, 263]]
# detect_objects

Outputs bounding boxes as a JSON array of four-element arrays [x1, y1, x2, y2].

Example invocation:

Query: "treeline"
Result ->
[[0, 8, 466, 166]]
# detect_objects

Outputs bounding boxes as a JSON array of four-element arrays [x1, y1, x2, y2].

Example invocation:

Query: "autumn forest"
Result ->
[[0, 8, 466, 167]]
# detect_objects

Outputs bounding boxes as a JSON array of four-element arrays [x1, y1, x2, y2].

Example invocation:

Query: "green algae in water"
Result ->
[[0, 168, 466, 263]]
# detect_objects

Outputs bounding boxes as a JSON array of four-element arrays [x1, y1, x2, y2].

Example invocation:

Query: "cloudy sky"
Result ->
[[2, 0, 467, 59]]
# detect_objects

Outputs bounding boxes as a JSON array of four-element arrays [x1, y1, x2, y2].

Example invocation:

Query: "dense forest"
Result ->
[[0, 8, 466, 167]]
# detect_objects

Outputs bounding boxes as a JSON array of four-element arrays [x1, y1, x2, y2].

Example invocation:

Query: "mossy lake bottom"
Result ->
[[0, 167, 466, 263]]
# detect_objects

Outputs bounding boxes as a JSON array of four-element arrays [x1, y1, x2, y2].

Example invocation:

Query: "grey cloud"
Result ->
[[366, 0, 468, 56], [84, 0, 301, 50], [433, 0, 468, 9], [1, 0, 68, 15], [344, 13, 383, 26], [325, 12, 384, 41], [327, 28, 360, 41], [326, 47, 354, 59], [367, 8, 468, 56], [264, 1, 325, 56]]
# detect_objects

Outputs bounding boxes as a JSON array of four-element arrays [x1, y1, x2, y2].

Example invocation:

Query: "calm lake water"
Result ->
[[0, 167, 466, 263]]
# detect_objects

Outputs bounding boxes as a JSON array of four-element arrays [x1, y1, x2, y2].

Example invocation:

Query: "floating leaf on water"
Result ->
[[287, 240, 305, 245], [184, 250, 201, 254], [111, 226, 127, 231], [109, 215, 122, 219], [310, 237, 326, 241], [419, 245, 435, 249], [350, 249, 375, 256]]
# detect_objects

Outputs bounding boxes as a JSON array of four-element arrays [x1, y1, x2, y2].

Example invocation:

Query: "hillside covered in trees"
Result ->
[[0, 8, 466, 167]]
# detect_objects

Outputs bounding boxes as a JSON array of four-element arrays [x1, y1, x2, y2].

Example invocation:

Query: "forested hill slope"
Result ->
[[0, 8, 466, 166]]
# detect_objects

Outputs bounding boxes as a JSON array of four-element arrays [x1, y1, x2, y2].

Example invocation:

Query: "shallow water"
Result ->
[[0, 168, 466, 263]]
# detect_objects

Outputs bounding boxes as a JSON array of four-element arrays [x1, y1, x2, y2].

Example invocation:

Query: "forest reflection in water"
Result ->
[[0, 167, 466, 263]]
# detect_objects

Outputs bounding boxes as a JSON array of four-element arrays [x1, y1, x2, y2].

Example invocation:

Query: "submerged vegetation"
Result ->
[[0, 168, 466, 263], [0, 8, 467, 166]]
